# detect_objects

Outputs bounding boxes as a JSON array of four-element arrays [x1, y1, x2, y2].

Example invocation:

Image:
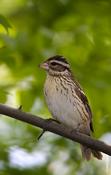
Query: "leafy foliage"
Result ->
[[0, 0, 111, 174], [0, 14, 12, 33]]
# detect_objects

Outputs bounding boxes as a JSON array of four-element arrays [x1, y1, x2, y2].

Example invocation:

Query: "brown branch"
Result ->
[[0, 103, 110, 156]]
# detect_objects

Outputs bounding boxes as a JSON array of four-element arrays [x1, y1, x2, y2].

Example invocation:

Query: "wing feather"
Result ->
[[74, 82, 94, 132]]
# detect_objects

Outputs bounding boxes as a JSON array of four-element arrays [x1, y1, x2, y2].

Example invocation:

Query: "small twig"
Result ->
[[37, 118, 60, 140], [18, 105, 22, 110], [38, 129, 46, 140]]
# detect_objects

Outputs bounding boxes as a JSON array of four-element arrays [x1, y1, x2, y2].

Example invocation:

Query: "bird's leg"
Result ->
[[38, 118, 60, 140]]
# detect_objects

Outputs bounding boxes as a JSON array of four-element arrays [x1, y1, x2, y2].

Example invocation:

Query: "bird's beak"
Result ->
[[39, 62, 49, 70]]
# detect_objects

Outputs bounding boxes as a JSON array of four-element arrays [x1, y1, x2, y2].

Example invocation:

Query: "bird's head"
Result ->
[[39, 55, 71, 76]]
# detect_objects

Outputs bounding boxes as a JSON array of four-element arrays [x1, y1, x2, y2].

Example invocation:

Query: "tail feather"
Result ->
[[81, 145, 91, 161], [81, 145, 102, 161], [91, 149, 103, 160]]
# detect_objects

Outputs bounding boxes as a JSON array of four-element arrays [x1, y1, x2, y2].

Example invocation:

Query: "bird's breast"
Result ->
[[44, 76, 87, 129]]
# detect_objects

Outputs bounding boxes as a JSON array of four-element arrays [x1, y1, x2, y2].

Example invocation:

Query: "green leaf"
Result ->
[[0, 14, 12, 33]]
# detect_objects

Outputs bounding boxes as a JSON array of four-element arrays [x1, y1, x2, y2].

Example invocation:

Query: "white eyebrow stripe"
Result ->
[[50, 60, 70, 68]]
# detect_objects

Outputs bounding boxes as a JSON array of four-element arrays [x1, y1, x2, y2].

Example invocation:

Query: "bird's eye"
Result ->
[[50, 62, 57, 66]]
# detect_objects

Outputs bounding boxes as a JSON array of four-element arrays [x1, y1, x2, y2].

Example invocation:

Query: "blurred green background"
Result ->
[[0, 0, 111, 174]]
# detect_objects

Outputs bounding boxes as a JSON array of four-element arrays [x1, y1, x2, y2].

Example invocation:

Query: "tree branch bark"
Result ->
[[0, 103, 110, 156]]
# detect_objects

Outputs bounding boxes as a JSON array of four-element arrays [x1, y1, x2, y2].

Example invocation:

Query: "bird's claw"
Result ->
[[70, 128, 78, 135], [45, 118, 60, 124]]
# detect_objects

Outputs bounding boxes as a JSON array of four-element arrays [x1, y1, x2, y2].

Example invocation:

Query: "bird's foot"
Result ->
[[45, 118, 60, 124], [70, 128, 78, 135]]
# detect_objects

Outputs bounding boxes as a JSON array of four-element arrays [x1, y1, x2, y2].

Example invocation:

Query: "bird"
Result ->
[[39, 55, 102, 160]]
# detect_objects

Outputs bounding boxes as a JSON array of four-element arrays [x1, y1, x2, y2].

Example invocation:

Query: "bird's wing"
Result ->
[[74, 84, 94, 132]]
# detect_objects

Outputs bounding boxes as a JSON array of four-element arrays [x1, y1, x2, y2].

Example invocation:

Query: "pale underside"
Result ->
[[44, 74, 91, 135]]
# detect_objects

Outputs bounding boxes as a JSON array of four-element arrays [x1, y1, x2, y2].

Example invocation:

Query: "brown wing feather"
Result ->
[[74, 81, 94, 132]]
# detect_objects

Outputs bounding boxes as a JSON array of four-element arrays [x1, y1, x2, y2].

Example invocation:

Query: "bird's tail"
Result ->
[[80, 145, 103, 161]]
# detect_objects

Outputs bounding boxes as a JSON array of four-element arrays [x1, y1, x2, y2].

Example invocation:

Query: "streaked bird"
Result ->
[[40, 55, 102, 160]]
